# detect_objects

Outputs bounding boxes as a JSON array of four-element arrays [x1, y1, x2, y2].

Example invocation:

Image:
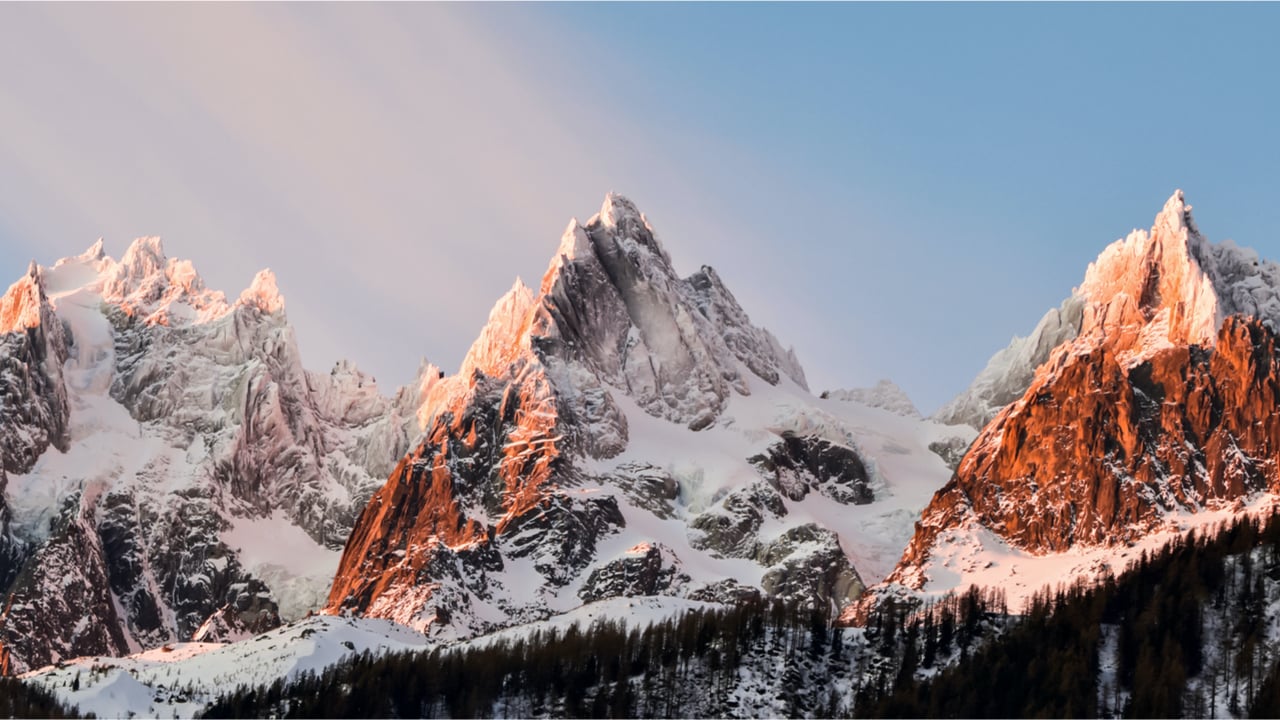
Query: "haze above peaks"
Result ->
[[1, 3, 1277, 413]]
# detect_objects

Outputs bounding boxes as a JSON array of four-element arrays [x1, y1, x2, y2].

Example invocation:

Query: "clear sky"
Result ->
[[1, 3, 1277, 414]]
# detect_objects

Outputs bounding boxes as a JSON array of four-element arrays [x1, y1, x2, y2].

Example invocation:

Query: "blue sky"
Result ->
[[1, 3, 1277, 413]]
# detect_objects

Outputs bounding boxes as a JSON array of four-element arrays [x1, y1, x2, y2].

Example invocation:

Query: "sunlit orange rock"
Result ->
[[892, 315, 1280, 587]]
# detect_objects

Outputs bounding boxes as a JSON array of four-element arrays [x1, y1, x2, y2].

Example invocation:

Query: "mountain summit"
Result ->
[[0, 194, 969, 679], [0, 238, 423, 673], [937, 190, 1280, 430], [880, 191, 1280, 611], [325, 194, 961, 639]]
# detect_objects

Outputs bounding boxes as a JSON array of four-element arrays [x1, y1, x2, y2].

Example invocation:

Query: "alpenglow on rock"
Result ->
[[0, 239, 426, 674], [326, 194, 962, 640], [936, 190, 1280, 430], [877, 191, 1280, 613]]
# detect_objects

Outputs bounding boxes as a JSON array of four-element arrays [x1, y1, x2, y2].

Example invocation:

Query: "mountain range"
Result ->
[[4, 189, 1280, 718]]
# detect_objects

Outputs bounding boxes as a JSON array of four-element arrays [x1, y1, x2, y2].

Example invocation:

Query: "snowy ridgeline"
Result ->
[[2, 194, 975, 685], [323, 192, 977, 643], [822, 380, 921, 419], [0, 237, 429, 673]]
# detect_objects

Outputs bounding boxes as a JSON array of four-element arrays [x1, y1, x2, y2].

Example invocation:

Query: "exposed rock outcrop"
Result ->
[[895, 316, 1280, 587], [883, 192, 1280, 604], [937, 190, 1280, 430], [0, 240, 419, 673], [326, 194, 862, 638]]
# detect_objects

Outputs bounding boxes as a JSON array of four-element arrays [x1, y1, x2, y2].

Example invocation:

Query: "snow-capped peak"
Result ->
[[589, 192, 673, 267], [79, 238, 106, 263], [237, 269, 285, 315], [0, 235, 429, 673], [597, 192, 643, 230], [1072, 189, 1219, 367], [555, 219, 593, 264], [1152, 188, 1200, 245], [117, 236, 167, 277], [458, 277, 537, 380], [0, 261, 47, 333], [98, 237, 232, 323], [937, 189, 1280, 429]]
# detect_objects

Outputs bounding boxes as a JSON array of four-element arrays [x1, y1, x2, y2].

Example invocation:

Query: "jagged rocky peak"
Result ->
[[553, 218, 593, 265], [890, 314, 1280, 593], [597, 192, 664, 258], [456, 191, 807, 431], [885, 192, 1280, 600], [684, 264, 808, 390], [79, 238, 106, 262], [1072, 189, 1218, 366], [326, 193, 841, 638], [823, 379, 920, 418], [544, 193, 807, 425], [0, 259, 70, 476], [936, 189, 1280, 430], [99, 236, 230, 322], [237, 268, 285, 315], [0, 261, 48, 333], [458, 277, 536, 380], [0, 238, 421, 674]]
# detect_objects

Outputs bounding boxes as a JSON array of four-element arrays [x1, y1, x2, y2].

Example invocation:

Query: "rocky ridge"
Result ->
[[936, 190, 1280, 430], [326, 194, 960, 640], [883, 191, 1280, 599], [0, 239, 424, 673]]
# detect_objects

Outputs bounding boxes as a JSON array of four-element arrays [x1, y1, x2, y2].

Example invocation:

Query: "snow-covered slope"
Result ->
[[326, 194, 974, 642], [823, 379, 922, 419], [0, 239, 427, 673], [893, 494, 1280, 616], [21, 595, 768, 719], [20, 614, 432, 719]]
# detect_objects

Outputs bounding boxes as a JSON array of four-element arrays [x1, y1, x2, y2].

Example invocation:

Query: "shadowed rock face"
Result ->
[[0, 267, 72, 605], [0, 240, 420, 675], [893, 315, 1280, 586], [0, 265, 70, 476], [937, 190, 1280, 431], [578, 543, 690, 603], [324, 195, 858, 638], [760, 525, 865, 610], [749, 433, 873, 505]]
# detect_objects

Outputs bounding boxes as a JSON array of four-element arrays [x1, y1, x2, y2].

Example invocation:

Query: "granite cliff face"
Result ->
[[895, 316, 1280, 587], [0, 264, 71, 477], [326, 195, 909, 638], [0, 193, 974, 672], [0, 240, 423, 673], [936, 190, 1280, 430], [888, 191, 1280, 596]]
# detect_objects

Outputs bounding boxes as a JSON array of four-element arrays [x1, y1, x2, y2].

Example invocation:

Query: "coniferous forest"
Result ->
[[0, 676, 80, 718], [197, 511, 1280, 719]]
